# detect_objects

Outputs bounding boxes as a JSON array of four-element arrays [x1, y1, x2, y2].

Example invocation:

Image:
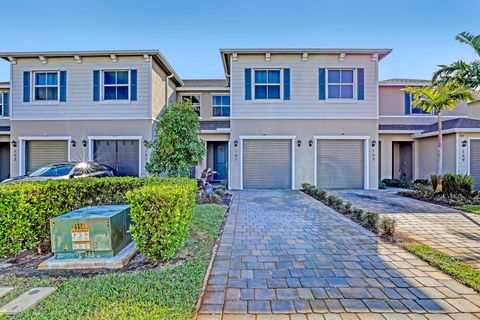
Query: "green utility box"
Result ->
[[50, 205, 131, 259]]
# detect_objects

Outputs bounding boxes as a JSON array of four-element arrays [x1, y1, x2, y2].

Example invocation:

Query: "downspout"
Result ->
[[165, 74, 174, 107]]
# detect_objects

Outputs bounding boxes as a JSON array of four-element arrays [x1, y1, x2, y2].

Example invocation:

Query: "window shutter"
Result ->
[[23, 71, 30, 102], [283, 68, 290, 100], [404, 92, 411, 115], [93, 70, 100, 101], [318, 68, 326, 100], [357, 68, 364, 100], [130, 69, 137, 101], [60, 71, 67, 102], [245, 68, 252, 100], [3, 92, 8, 117]]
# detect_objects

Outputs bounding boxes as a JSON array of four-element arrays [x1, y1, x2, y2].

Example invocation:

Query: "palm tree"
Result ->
[[433, 32, 480, 90], [405, 84, 473, 193]]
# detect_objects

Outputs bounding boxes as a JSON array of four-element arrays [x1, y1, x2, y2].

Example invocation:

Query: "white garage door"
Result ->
[[317, 139, 364, 189], [243, 139, 292, 189], [26, 140, 69, 172], [470, 140, 480, 189]]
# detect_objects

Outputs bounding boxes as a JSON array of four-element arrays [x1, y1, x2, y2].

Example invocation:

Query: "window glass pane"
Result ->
[[117, 86, 129, 99], [341, 85, 353, 99], [255, 85, 267, 99], [267, 85, 280, 99], [268, 70, 280, 83], [47, 87, 58, 100], [212, 96, 222, 105], [223, 107, 230, 116], [328, 70, 341, 83], [117, 71, 129, 84], [35, 87, 46, 100], [191, 95, 200, 104], [56, 166, 72, 176], [222, 95, 230, 106], [213, 107, 221, 117], [341, 70, 354, 83], [47, 73, 58, 85], [104, 87, 116, 100], [104, 72, 116, 85], [328, 85, 341, 98], [255, 71, 267, 84], [35, 73, 46, 85]]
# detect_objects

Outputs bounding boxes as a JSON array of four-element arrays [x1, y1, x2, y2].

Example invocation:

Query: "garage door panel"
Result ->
[[26, 140, 68, 172], [317, 140, 364, 189], [470, 140, 480, 188], [243, 139, 292, 189], [93, 140, 139, 177]]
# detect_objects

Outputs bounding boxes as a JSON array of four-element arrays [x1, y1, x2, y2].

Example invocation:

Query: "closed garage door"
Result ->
[[317, 140, 364, 189], [26, 140, 68, 172], [93, 140, 139, 176], [470, 140, 480, 188], [243, 139, 292, 189]]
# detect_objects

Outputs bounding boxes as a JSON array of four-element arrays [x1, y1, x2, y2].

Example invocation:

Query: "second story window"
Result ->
[[34, 72, 58, 101], [327, 69, 354, 99], [0, 92, 8, 117], [212, 95, 230, 117], [104, 71, 129, 100], [254, 70, 280, 99], [181, 95, 201, 116], [407, 93, 432, 115]]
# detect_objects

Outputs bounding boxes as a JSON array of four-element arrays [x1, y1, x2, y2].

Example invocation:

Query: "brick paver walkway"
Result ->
[[332, 189, 480, 269], [197, 190, 480, 319]]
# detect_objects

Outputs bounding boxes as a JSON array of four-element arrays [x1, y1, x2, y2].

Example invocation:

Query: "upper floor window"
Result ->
[[0, 92, 8, 117], [34, 71, 58, 101], [408, 93, 432, 115], [254, 69, 280, 99], [181, 95, 201, 116], [103, 71, 129, 100], [212, 95, 230, 117], [327, 69, 354, 99]]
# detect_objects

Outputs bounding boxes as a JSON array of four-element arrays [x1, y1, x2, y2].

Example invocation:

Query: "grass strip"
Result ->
[[455, 204, 480, 215]]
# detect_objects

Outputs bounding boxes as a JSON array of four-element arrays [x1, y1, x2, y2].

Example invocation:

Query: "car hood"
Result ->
[[2, 175, 70, 184]]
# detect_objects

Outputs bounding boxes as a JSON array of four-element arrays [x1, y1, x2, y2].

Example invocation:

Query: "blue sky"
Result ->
[[0, 0, 478, 81]]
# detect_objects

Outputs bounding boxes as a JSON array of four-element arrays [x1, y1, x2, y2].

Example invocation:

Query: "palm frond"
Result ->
[[456, 32, 480, 56]]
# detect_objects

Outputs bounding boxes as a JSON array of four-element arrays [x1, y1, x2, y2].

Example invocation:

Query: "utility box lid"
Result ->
[[51, 205, 130, 219]]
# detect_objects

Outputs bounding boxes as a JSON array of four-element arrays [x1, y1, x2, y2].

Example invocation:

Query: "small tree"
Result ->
[[405, 84, 472, 193], [146, 99, 205, 177]]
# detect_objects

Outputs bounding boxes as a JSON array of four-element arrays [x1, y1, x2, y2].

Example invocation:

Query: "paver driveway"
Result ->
[[332, 189, 480, 269], [197, 190, 480, 319]]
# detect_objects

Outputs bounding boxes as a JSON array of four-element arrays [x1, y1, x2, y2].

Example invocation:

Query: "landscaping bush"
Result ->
[[381, 178, 413, 189], [363, 211, 379, 228], [378, 216, 396, 237], [441, 173, 474, 196], [413, 179, 430, 186], [0, 177, 191, 256], [378, 181, 386, 189], [126, 180, 197, 261]]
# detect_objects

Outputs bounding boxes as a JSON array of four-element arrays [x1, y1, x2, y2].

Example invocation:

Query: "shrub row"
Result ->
[[431, 173, 475, 196], [301, 183, 396, 237], [0, 177, 195, 258]]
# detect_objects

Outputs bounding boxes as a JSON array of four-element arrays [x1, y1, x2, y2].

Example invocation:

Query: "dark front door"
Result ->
[[213, 142, 228, 181]]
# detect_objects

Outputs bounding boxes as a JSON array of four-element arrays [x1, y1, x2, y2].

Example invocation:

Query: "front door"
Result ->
[[213, 142, 228, 181]]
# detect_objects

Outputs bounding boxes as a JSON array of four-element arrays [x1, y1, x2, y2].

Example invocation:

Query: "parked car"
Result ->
[[1, 161, 116, 184]]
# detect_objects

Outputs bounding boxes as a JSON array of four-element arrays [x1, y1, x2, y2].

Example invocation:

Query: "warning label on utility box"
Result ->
[[71, 223, 91, 250]]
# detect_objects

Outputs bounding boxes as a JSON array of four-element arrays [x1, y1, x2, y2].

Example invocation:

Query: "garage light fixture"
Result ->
[[71, 140, 76, 147], [463, 139, 468, 147], [297, 139, 302, 147], [143, 139, 149, 147], [82, 140, 88, 147], [234, 140, 238, 147], [308, 139, 313, 147], [371, 139, 377, 147], [11, 140, 17, 148]]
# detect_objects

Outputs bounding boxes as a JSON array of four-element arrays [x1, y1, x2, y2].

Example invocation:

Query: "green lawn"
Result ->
[[404, 243, 480, 292], [455, 204, 480, 215], [0, 204, 227, 320]]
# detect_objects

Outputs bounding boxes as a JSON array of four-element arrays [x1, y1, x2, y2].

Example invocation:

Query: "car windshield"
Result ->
[[29, 165, 73, 177]]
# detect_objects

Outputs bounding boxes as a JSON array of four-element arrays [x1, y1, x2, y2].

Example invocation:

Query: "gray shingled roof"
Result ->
[[379, 118, 480, 134], [0, 126, 10, 132], [199, 121, 230, 131], [182, 79, 228, 88], [379, 124, 429, 131], [379, 78, 430, 85]]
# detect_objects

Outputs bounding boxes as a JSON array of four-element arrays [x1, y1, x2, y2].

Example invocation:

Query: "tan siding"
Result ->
[[11, 56, 151, 120], [151, 60, 167, 120], [231, 54, 378, 118], [418, 134, 456, 178]]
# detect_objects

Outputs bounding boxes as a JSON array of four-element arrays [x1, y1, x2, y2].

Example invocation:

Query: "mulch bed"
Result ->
[[398, 190, 480, 208]]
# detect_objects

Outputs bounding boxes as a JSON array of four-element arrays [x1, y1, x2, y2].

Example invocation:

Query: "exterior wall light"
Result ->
[[371, 139, 377, 147], [234, 140, 238, 147], [143, 139, 149, 147], [463, 139, 468, 147], [11, 140, 17, 148], [308, 139, 314, 147], [71, 140, 76, 147], [82, 140, 88, 147], [297, 139, 302, 147]]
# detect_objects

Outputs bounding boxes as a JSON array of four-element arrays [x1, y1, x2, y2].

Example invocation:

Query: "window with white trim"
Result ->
[[34, 71, 59, 101], [327, 69, 354, 99], [103, 70, 129, 100], [180, 95, 201, 116], [212, 95, 230, 117], [408, 93, 433, 115], [254, 69, 281, 99], [0, 92, 6, 117]]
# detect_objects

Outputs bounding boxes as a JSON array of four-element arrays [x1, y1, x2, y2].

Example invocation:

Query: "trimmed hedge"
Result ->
[[0, 177, 193, 257], [126, 180, 197, 261]]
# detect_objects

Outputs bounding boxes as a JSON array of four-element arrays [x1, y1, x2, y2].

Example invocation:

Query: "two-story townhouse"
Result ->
[[0, 82, 10, 181], [0, 50, 182, 178], [378, 79, 480, 187], [220, 48, 391, 190]]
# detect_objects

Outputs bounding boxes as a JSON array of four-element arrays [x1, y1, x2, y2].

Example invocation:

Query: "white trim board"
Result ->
[[313, 135, 370, 190], [239, 135, 296, 190]]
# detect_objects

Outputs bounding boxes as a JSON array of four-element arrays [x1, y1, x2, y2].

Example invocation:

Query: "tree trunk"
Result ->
[[435, 111, 443, 193]]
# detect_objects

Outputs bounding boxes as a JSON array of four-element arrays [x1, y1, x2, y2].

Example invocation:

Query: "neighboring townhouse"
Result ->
[[0, 51, 182, 178], [378, 79, 480, 187], [0, 82, 10, 181]]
